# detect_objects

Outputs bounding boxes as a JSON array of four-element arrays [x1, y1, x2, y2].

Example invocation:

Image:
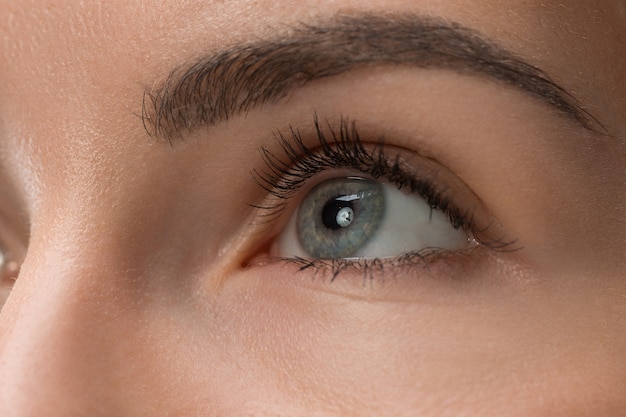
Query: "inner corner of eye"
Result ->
[[272, 176, 470, 261]]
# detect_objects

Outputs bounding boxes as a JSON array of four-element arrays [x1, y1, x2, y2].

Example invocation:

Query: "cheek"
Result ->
[[187, 265, 626, 415]]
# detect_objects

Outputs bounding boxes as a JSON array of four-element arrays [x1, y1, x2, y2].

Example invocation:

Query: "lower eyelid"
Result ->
[[244, 184, 519, 290], [243, 242, 515, 302]]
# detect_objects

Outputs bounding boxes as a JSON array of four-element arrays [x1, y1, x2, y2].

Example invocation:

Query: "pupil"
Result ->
[[322, 198, 355, 230]]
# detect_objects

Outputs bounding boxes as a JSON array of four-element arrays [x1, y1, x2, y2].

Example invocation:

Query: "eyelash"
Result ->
[[254, 115, 471, 224], [251, 114, 514, 278]]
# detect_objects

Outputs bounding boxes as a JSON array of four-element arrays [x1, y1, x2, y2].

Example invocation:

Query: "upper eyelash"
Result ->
[[252, 115, 378, 202], [251, 114, 474, 231]]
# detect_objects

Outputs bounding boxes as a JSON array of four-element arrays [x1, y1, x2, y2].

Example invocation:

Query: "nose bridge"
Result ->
[[0, 225, 138, 416], [0, 152, 205, 414]]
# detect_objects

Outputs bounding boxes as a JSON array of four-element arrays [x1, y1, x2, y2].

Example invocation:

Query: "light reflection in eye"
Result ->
[[276, 176, 470, 260]]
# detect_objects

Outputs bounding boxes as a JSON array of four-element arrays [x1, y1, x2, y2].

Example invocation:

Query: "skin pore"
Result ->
[[0, 0, 625, 416]]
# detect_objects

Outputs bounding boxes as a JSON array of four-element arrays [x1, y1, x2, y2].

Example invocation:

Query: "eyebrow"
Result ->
[[142, 14, 606, 141]]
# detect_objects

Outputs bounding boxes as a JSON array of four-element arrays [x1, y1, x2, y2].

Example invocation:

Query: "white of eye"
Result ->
[[276, 178, 469, 260], [353, 184, 468, 258]]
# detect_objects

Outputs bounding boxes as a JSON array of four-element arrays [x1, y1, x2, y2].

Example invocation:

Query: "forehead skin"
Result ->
[[0, 1, 624, 416], [0, 0, 623, 200]]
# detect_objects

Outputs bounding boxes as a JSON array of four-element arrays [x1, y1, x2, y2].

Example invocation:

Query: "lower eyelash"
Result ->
[[248, 232, 519, 285], [275, 245, 483, 284]]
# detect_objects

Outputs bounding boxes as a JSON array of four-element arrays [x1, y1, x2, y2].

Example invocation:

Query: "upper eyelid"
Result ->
[[249, 115, 520, 254], [251, 115, 462, 225]]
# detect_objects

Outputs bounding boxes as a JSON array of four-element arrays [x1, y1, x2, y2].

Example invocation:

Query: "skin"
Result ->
[[0, 0, 624, 416]]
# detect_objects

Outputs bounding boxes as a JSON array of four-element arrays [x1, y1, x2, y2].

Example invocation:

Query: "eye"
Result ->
[[0, 239, 22, 309], [248, 114, 515, 277], [276, 176, 470, 260], [0, 208, 26, 309]]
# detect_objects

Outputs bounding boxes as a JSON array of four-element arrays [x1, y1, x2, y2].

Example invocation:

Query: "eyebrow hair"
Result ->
[[142, 14, 606, 141]]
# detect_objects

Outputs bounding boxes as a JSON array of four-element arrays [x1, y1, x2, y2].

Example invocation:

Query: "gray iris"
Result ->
[[297, 177, 385, 259]]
